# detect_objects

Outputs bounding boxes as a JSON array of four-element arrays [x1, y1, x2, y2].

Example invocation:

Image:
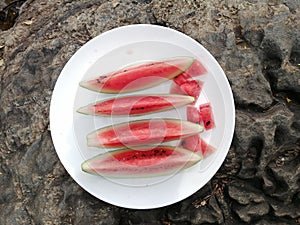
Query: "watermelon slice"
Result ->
[[81, 145, 201, 178], [179, 135, 216, 158], [77, 94, 194, 117], [87, 119, 204, 148], [80, 57, 194, 93], [186, 103, 215, 130]]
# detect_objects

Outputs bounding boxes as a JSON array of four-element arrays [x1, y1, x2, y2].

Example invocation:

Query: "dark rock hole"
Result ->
[[274, 125, 289, 147], [262, 40, 282, 70], [137, 0, 152, 3], [238, 137, 263, 179], [0, 0, 27, 31], [244, 29, 265, 47], [265, 166, 289, 199], [289, 40, 300, 67], [235, 102, 268, 113], [154, 21, 167, 27]]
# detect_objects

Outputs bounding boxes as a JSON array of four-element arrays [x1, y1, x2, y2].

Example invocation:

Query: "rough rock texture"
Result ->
[[0, 0, 299, 224]]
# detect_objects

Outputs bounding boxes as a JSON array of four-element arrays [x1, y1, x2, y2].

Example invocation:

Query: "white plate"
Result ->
[[50, 24, 235, 209]]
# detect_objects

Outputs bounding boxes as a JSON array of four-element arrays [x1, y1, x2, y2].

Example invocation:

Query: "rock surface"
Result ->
[[0, 0, 299, 224]]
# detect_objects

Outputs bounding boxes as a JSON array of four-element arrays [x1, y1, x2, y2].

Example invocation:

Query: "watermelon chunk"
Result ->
[[200, 138, 216, 158], [179, 135, 216, 158], [170, 80, 203, 101], [173, 59, 207, 86], [179, 80, 203, 101], [81, 145, 202, 178], [87, 119, 204, 148], [179, 135, 199, 152], [187, 105, 201, 124], [77, 94, 194, 117], [80, 57, 194, 93], [184, 59, 207, 77], [199, 103, 215, 130], [170, 82, 186, 95], [173, 72, 192, 86], [186, 103, 215, 130]]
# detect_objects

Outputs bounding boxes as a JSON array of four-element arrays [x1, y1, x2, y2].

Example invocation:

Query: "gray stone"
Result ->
[[222, 47, 274, 109], [228, 181, 266, 205], [234, 202, 270, 223]]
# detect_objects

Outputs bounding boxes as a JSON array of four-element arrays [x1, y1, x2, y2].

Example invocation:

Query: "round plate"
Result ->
[[50, 24, 235, 209]]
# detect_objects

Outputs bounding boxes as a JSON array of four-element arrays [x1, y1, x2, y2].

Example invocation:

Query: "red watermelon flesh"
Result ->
[[81, 145, 202, 178], [170, 79, 203, 102], [179, 80, 203, 100], [179, 135, 199, 152], [186, 103, 215, 130], [173, 59, 207, 86], [179, 135, 216, 158], [200, 138, 216, 158], [170, 82, 186, 95], [199, 103, 215, 130], [184, 59, 207, 77], [173, 72, 192, 86], [187, 105, 201, 124]]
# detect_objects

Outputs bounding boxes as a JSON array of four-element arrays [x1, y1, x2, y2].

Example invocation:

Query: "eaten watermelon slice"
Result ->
[[77, 94, 194, 117], [186, 103, 215, 130], [81, 145, 202, 178], [80, 57, 194, 93], [179, 135, 216, 158], [87, 118, 204, 148]]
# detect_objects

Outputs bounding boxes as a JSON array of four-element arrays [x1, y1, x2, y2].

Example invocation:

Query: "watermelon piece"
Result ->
[[173, 72, 192, 86], [77, 94, 194, 117], [81, 145, 202, 178], [186, 103, 215, 130], [184, 59, 207, 77], [169, 80, 203, 101], [179, 80, 203, 100], [87, 119, 204, 148], [172, 59, 207, 86], [80, 57, 194, 93], [179, 135, 216, 158], [187, 105, 201, 124], [199, 103, 215, 130], [200, 138, 216, 158], [179, 135, 199, 152], [170, 82, 186, 95]]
